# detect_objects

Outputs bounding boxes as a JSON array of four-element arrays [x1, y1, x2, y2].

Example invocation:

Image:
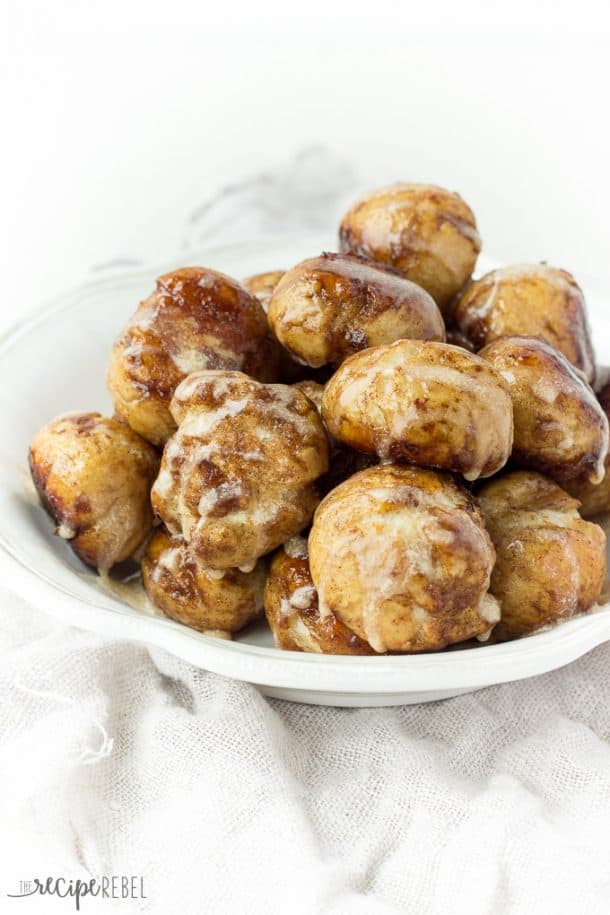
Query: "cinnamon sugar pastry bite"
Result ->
[[142, 527, 265, 633], [267, 252, 445, 369], [264, 537, 376, 654], [29, 413, 159, 572], [151, 371, 329, 571], [338, 183, 481, 313], [107, 267, 278, 446], [454, 264, 595, 382], [480, 336, 609, 484], [478, 472, 606, 641], [321, 340, 513, 481], [308, 465, 500, 653]]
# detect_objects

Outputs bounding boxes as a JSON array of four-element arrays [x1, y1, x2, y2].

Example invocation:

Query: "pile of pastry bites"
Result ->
[[29, 183, 610, 655]]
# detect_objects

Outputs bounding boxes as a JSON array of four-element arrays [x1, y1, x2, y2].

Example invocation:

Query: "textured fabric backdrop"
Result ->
[[2, 152, 610, 914]]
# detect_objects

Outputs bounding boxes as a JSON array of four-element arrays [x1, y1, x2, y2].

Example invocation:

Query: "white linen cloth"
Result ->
[[2, 152, 610, 914]]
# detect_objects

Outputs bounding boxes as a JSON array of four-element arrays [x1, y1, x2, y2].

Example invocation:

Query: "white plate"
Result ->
[[2, 233, 610, 707]]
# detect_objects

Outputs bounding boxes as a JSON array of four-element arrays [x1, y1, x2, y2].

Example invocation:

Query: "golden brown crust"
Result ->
[[151, 371, 329, 570], [338, 183, 480, 313], [107, 266, 278, 446], [321, 340, 513, 481], [28, 412, 159, 571], [267, 251, 445, 369], [454, 263, 595, 382], [141, 527, 265, 632], [308, 464, 500, 652], [477, 471, 606, 640], [264, 540, 376, 654], [480, 336, 609, 484]]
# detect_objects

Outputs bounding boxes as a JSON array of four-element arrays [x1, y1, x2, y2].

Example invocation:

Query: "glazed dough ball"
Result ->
[[267, 252, 445, 369], [151, 371, 329, 570], [478, 472, 606, 641], [264, 536, 376, 654], [242, 270, 285, 313], [141, 527, 265, 633], [454, 263, 595, 382], [29, 412, 159, 571], [107, 267, 278, 446], [322, 340, 513, 480], [338, 183, 481, 313], [480, 336, 609, 484], [564, 375, 610, 516], [308, 465, 500, 653]]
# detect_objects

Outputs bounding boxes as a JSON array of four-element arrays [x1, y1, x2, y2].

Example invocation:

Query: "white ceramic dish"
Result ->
[[1, 232, 610, 707]]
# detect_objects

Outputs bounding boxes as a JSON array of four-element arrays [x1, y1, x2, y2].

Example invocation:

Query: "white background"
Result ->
[[1, 0, 610, 324]]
